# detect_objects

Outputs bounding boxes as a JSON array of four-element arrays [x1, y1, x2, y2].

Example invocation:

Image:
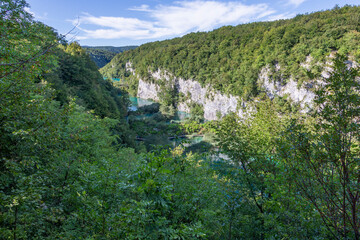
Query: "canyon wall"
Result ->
[[131, 64, 315, 120]]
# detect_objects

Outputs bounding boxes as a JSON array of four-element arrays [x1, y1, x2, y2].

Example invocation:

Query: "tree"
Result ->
[[279, 54, 360, 239], [216, 99, 285, 239], [0, 0, 61, 79], [216, 97, 326, 239], [0, 2, 133, 238], [189, 102, 204, 123], [0, 0, 61, 161]]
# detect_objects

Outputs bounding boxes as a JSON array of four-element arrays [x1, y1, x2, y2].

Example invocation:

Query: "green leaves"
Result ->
[[214, 96, 331, 238], [102, 6, 360, 100], [279, 54, 360, 240]]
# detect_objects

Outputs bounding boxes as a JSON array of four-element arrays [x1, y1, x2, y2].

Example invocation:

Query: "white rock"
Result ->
[[137, 79, 160, 101], [126, 56, 347, 120]]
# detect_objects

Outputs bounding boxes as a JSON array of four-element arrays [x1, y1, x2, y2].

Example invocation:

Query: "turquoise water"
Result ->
[[174, 111, 191, 121], [188, 136, 203, 144], [129, 96, 155, 111], [103, 77, 120, 81], [128, 96, 191, 122], [129, 96, 205, 147], [129, 96, 155, 108]]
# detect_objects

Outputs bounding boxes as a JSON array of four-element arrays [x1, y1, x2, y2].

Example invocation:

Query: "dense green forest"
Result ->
[[83, 46, 137, 68], [1, 0, 360, 239], [101, 5, 360, 100]]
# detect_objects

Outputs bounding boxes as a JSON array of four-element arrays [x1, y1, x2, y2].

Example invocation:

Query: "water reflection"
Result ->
[[129, 96, 191, 121]]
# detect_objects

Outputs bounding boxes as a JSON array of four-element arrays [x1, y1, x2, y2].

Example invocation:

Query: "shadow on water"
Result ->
[[128, 96, 217, 153], [128, 96, 191, 122], [129, 96, 155, 111], [108, 79, 194, 122]]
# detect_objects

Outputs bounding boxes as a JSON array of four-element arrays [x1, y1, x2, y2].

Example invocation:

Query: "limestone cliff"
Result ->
[[130, 63, 315, 120], [258, 66, 315, 109]]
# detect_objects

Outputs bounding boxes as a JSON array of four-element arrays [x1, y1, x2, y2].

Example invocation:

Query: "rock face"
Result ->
[[176, 78, 242, 120], [258, 67, 315, 109], [135, 70, 244, 120], [129, 63, 315, 120], [137, 79, 160, 101]]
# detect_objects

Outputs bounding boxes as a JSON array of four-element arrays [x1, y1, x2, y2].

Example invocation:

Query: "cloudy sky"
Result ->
[[26, 0, 359, 46]]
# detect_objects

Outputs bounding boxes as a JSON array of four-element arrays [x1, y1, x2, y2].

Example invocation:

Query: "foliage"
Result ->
[[117, 147, 224, 239], [181, 121, 203, 134], [101, 5, 360, 100], [5, 1, 360, 239], [0, 3, 137, 238], [43, 42, 129, 119], [137, 103, 160, 115], [215, 97, 329, 239], [83, 45, 137, 68], [278, 54, 360, 240], [189, 102, 205, 123], [42, 41, 138, 149], [84, 45, 138, 54], [155, 78, 178, 119], [216, 100, 281, 238]]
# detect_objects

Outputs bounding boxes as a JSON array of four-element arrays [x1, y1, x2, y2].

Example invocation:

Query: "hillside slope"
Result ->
[[83, 45, 137, 68], [45, 42, 129, 119], [101, 5, 360, 105]]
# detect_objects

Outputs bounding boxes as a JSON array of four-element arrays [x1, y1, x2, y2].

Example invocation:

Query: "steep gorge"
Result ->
[[131, 64, 315, 120]]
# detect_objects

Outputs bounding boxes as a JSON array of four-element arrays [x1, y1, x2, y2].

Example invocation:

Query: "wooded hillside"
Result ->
[[2, 1, 360, 239], [83, 46, 137, 68], [101, 5, 360, 100]]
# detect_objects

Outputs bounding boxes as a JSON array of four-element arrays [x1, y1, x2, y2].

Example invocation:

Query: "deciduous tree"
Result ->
[[279, 54, 360, 239]]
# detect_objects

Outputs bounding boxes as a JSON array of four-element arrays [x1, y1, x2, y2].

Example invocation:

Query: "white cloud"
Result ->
[[128, 4, 151, 12], [151, 1, 275, 34], [75, 1, 276, 41], [287, 0, 306, 7], [24, 7, 35, 17], [24, 7, 47, 20], [266, 12, 295, 21]]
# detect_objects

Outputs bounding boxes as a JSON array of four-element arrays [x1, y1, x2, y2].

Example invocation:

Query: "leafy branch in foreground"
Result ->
[[279, 54, 360, 240]]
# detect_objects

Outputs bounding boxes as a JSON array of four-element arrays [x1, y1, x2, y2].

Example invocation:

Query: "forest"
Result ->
[[1, 0, 360, 239], [101, 5, 360, 100], [83, 46, 137, 68]]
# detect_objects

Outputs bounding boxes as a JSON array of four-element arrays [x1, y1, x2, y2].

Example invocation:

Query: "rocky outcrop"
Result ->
[[258, 66, 315, 108], [134, 69, 244, 120], [176, 78, 243, 120], [137, 79, 160, 101], [128, 62, 316, 120], [258, 55, 358, 110]]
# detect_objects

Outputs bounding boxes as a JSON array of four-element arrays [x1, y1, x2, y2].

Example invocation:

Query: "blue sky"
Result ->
[[26, 0, 360, 47]]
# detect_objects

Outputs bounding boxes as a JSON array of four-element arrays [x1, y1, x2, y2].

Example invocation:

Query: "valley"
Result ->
[[2, 1, 360, 239], [127, 95, 214, 153]]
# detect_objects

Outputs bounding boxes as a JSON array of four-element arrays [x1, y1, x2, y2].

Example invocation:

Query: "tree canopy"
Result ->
[[83, 46, 137, 68], [101, 5, 360, 100], [2, 1, 360, 239]]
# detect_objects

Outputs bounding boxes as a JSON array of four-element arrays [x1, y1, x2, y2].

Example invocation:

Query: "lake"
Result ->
[[128, 96, 205, 146], [129, 96, 191, 121]]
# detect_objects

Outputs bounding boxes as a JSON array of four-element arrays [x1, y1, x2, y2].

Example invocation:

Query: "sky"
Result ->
[[25, 0, 360, 47]]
